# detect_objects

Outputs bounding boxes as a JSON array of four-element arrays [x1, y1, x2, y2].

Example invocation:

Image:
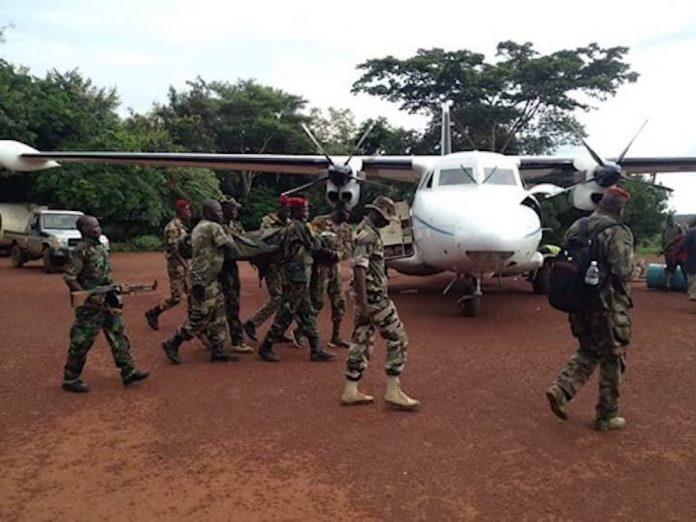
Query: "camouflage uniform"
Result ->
[[220, 220, 245, 346], [174, 220, 229, 352], [309, 214, 353, 322], [157, 217, 189, 312], [63, 239, 137, 383], [247, 212, 288, 327], [345, 218, 408, 381], [551, 209, 634, 422]]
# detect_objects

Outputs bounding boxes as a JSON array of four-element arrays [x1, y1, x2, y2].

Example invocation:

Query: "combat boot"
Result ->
[[308, 337, 336, 362], [328, 320, 350, 349], [123, 369, 150, 386], [232, 342, 255, 354], [211, 345, 239, 363], [62, 379, 89, 393], [594, 416, 627, 431], [384, 376, 420, 411], [545, 384, 568, 420], [258, 340, 281, 362], [340, 380, 374, 406], [243, 320, 258, 341], [162, 334, 184, 364], [145, 307, 160, 331]]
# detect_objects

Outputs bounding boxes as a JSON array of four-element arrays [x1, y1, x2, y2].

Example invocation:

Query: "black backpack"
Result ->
[[548, 218, 623, 313]]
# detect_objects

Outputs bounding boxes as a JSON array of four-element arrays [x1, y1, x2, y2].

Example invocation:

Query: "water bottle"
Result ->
[[584, 260, 600, 286]]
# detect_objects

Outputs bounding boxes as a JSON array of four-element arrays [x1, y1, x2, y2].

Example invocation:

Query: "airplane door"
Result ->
[[380, 201, 414, 260]]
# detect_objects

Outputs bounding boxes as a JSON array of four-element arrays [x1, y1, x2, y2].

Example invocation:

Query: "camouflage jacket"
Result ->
[[260, 212, 288, 230], [351, 218, 388, 300], [223, 220, 245, 237], [63, 238, 113, 291], [189, 219, 230, 286], [564, 209, 634, 311], [163, 217, 188, 267], [310, 214, 353, 261], [281, 219, 319, 283]]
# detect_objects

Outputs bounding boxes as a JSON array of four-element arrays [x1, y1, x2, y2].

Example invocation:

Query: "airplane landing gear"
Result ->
[[458, 276, 482, 317]]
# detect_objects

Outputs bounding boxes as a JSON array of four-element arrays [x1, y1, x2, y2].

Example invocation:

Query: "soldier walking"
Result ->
[[340, 196, 420, 411], [546, 187, 634, 431], [161, 200, 238, 364], [145, 199, 191, 330], [62, 216, 149, 393]]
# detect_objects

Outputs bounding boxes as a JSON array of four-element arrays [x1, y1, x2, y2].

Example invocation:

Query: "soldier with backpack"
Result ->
[[545, 186, 634, 431]]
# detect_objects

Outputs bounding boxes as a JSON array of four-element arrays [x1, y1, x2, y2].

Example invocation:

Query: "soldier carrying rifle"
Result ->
[[62, 215, 151, 393]]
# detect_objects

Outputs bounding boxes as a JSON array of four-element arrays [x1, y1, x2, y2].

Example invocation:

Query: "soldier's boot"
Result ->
[[340, 380, 374, 406], [123, 369, 150, 386], [145, 307, 160, 331], [62, 379, 90, 393], [258, 340, 281, 362], [308, 337, 336, 362], [162, 334, 184, 364], [243, 320, 258, 341], [545, 384, 568, 420], [290, 327, 305, 349], [384, 376, 420, 411], [328, 320, 350, 349], [210, 345, 239, 363], [594, 416, 627, 432], [232, 342, 255, 354]]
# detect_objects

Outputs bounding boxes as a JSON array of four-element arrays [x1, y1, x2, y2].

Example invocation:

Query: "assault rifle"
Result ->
[[70, 281, 158, 311]]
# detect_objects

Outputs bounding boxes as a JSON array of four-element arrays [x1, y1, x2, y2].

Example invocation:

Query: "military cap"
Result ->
[[365, 195, 397, 222], [286, 196, 309, 209], [175, 199, 191, 210]]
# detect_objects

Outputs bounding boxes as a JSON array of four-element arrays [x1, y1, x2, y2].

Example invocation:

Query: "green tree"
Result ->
[[353, 42, 638, 154]]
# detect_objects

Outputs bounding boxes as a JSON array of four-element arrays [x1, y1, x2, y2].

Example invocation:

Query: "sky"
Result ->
[[3, 0, 696, 213]]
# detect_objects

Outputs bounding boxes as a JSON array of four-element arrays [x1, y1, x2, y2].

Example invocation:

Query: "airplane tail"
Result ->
[[440, 102, 452, 156]]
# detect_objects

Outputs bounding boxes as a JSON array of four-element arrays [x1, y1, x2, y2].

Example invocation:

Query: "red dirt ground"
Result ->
[[1, 253, 695, 521]]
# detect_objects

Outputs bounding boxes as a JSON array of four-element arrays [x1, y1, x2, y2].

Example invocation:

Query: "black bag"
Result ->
[[548, 218, 623, 313]]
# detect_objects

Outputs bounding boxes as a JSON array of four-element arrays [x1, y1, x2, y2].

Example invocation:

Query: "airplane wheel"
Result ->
[[532, 260, 552, 295], [459, 296, 481, 317]]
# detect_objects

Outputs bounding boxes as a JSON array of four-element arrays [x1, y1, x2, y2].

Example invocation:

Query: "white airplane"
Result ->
[[2, 104, 696, 316]]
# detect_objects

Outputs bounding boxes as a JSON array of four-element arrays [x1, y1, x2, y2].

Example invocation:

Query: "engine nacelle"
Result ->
[[326, 177, 361, 209], [0, 141, 60, 172]]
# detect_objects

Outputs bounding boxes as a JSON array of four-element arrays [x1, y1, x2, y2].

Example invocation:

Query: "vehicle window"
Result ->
[[483, 168, 517, 185], [42, 214, 80, 230], [438, 167, 476, 186]]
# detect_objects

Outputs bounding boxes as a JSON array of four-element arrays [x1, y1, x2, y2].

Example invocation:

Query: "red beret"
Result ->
[[279, 194, 290, 206], [606, 186, 631, 200], [286, 196, 309, 209], [175, 199, 191, 210]]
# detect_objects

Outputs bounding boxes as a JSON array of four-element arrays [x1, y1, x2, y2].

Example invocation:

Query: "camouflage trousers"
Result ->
[[157, 262, 187, 313], [219, 262, 243, 346], [345, 295, 408, 381], [177, 283, 227, 349], [553, 310, 631, 420], [688, 274, 696, 300], [248, 263, 283, 327], [266, 280, 318, 343], [310, 263, 346, 321], [64, 306, 135, 382]]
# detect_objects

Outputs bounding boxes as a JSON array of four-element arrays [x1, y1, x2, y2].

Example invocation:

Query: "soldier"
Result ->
[[306, 203, 353, 349], [243, 196, 291, 341], [219, 195, 254, 354], [257, 196, 336, 363], [546, 186, 634, 431], [682, 219, 696, 300], [161, 199, 238, 364], [62, 216, 149, 393], [341, 196, 420, 411], [145, 199, 191, 330], [661, 213, 683, 290]]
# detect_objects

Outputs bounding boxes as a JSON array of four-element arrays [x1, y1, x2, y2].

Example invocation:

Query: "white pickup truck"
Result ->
[[1, 206, 109, 273]]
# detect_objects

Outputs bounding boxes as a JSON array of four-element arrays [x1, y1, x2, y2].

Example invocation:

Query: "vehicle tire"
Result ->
[[10, 244, 25, 268], [43, 248, 57, 273], [533, 259, 552, 295], [459, 296, 481, 317]]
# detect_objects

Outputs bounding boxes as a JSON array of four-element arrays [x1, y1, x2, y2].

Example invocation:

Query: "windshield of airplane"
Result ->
[[42, 213, 80, 230], [438, 167, 476, 186], [483, 167, 517, 186]]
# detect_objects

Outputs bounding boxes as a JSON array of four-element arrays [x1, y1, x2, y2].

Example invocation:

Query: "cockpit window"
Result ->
[[483, 168, 517, 186], [419, 169, 434, 189], [438, 167, 476, 186]]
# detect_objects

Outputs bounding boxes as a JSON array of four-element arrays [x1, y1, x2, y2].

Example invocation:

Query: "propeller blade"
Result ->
[[344, 121, 376, 166], [301, 123, 334, 166], [620, 174, 673, 192], [617, 119, 649, 163], [581, 139, 606, 167], [282, 175, 329, 195]]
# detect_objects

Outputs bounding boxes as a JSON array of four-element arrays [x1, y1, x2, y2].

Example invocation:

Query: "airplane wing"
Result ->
[[518, 156, 696, 187]]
